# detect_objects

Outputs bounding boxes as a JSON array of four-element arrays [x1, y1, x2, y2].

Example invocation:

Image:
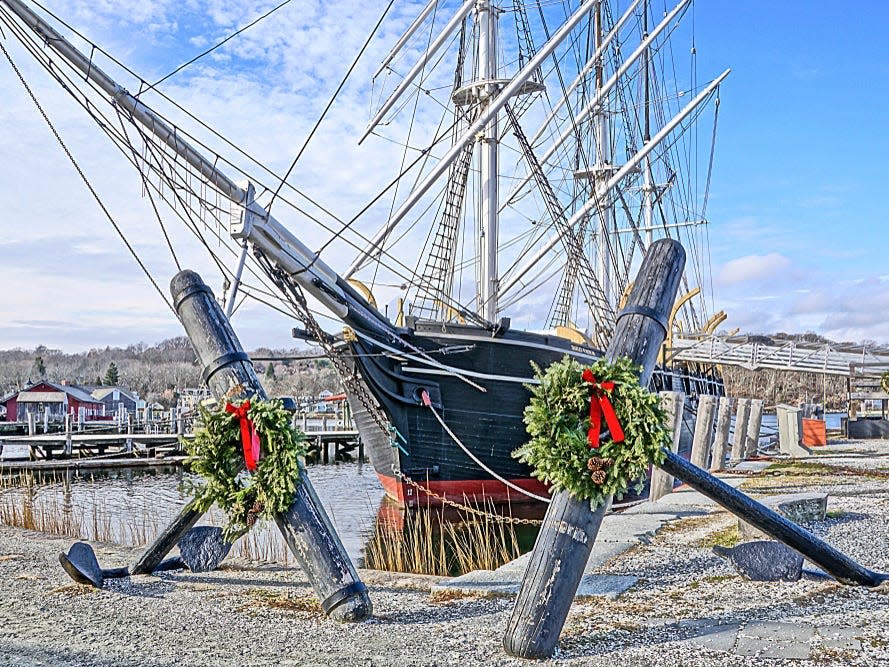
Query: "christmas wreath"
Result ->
[[513, 355, 671, 509], [185, 398, 306, 540]]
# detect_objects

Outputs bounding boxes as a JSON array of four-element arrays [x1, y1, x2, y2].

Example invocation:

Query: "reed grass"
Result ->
[[0, 470, 527, 574], [363, 500, 524, 576]]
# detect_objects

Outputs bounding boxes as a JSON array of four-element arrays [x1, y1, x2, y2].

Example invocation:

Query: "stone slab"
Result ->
[[734, 637, 811, 660], [430, 571, 637, 600], [739, 492, 828, 540], [682, 622, 741, 652], [819, 626, 862, 651], [736, 621, 815, 660], [730, 460, 772, 473], [740, 620, 816, 642]]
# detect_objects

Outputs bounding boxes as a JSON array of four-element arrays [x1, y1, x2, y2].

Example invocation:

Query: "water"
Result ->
[[0, 462, 386, 566], [0, 462, 540, 573]]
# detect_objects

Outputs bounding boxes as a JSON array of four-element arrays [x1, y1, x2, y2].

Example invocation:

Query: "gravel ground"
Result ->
[[1, 442, 888, 666]]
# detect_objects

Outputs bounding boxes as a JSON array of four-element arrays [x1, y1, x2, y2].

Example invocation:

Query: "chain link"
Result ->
[[254, 251, 394, 439], [393, 469, 544, 526]]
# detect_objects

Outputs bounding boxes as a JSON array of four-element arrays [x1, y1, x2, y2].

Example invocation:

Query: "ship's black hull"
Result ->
[[344, 321, 722, 507]]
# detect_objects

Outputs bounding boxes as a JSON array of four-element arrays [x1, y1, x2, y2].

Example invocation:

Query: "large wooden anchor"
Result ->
[[503, 239, 888, 659], [59, 270, 371, 622]]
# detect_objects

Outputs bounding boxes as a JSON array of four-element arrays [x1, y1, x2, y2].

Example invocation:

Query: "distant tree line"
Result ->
[[2, 330, 873, 410], [0, 338, 341, 407]]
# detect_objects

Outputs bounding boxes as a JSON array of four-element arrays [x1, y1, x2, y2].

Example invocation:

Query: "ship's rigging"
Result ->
[[0, 0, 724, 350]]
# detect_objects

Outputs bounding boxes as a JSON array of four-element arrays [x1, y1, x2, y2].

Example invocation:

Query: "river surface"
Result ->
[[0, 462, 389, 567]]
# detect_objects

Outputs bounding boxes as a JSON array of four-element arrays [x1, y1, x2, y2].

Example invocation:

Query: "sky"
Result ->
[[1, 0, 888, 352]]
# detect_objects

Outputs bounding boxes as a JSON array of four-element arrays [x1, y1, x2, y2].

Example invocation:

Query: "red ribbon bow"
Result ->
[[581, 369, 625, 449], [225, 400, 260, 471]]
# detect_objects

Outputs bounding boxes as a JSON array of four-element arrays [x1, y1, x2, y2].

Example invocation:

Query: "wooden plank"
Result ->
[[502, 238, 685, 659]]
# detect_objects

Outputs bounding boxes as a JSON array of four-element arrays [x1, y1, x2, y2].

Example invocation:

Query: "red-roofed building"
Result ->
[[0, 381, 105, 422]]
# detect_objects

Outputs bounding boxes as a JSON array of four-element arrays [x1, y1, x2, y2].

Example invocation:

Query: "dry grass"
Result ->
[[363, 502, 523, 577], [46, 583, 97, 596], [428, 588, 482, 604], [696, 525, 741, 548], [240, 588, 323, 615]]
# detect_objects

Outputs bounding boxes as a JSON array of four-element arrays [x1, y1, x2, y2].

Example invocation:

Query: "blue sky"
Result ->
[[1, 0, 887, 352]]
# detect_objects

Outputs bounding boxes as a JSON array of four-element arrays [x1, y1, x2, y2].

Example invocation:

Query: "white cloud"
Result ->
[[716, 253, 792, 286]]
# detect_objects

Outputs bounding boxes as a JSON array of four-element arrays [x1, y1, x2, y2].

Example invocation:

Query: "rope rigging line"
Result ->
[[420, 390, 550, 503], [0, 39, 175, 314], [373, 0, 443, 296], [23, 1, 342, 229], [115, 111, 181, 272], [142, 0, 296, 95], [0, 3, 475, 314], [267, 0, 395, 215]]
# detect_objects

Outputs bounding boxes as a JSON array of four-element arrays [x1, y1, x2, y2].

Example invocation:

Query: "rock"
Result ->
[[177, 526, 232, 572], [739, 492, 828, 540], [59, 542, 104, 588], [713, 541, 803, 582]]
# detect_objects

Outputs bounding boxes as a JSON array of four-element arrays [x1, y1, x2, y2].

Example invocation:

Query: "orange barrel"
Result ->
[[801, 418, 827, 446]]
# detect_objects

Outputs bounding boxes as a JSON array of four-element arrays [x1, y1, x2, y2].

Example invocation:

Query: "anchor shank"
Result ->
[[658, 450, 888, 587]]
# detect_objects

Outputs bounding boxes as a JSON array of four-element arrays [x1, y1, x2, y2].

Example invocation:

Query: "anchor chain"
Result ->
[[393, 469, 543, 526], [253, 250, 394, 443]]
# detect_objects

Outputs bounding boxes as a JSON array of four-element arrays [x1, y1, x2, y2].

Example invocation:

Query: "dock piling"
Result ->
[[649, 391, 684, 502], [745, 398, 764, 458], [730, 398, 751, 462], [691, 394, 717, 469], [709, 396, 733, 472]]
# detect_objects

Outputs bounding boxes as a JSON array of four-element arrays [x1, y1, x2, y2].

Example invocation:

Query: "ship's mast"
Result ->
[[642, 0, 654, 247], [593, 1, 613, 308], [477, 0, 499, 321]]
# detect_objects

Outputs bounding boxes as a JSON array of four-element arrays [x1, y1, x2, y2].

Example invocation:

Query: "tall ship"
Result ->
[[0, 0, 727, 506]]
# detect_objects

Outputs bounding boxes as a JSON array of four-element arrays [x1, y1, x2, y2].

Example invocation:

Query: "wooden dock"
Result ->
[[301, 429, 363, 464], [0, 432, 186, 461], [0, 428, 363, 466]]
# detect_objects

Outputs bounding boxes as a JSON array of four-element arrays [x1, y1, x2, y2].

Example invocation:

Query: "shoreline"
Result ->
[[1, 440, 887, 666]]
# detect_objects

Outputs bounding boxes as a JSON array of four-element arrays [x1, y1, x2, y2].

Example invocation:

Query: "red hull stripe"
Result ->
[[378, 474, 549, 507]]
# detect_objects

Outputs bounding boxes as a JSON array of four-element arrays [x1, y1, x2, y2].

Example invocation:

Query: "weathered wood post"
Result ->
[[152, 269, 372, 622], [125, 413, 134, 454], [730, 398, 751, 462], [648, 391, 684, 502], [27, 412, 36, 437], [64, 413, 73, 457], [690, 394, 717, 469], [503, 239, 685, 659], [744, 398, 764, 458], [709, 396, 733, 472]]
